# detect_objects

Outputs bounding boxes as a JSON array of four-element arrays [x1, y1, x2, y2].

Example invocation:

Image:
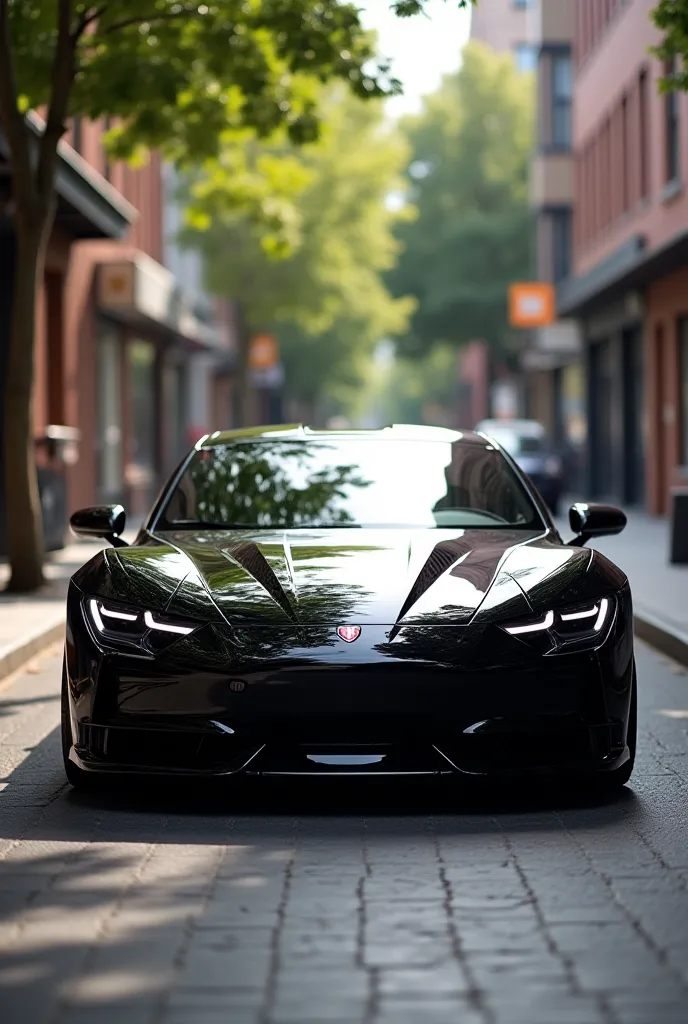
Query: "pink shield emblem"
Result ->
[[337, 625, 361, 643]]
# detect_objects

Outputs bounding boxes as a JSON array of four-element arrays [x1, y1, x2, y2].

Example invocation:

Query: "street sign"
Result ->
[[248, 334, 279, 370], [508, 283, 555, 328]]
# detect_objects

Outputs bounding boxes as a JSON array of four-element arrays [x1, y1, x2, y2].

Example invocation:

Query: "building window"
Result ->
[[621, 94, 629, 212], [512, 0, 532, 8], [96, 322, 123, 505], [103, 116, 112, 181], [680, 319, 688, 464], [665, 58, 680, 183], [639, 68, 649, 200], [551, 209, 572, 283], [551, 52, 572, 148], [71, 116, 82, 155], [514, 43, 537, 74], [127, 339, 158, 512]]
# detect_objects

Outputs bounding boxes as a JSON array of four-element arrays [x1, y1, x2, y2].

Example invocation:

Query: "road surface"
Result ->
[[1, 639, 687, 1024]]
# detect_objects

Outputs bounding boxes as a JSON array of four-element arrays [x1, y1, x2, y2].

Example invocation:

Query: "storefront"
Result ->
[[96, 255, 234, 517], [0, 116, 134, 552], [557, 234, 655, 512], [580, 299, 645, 507], [644, 267, 688, 515]]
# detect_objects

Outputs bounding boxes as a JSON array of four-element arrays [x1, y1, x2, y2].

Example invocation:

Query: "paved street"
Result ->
[[1, 640, 687, 1024]]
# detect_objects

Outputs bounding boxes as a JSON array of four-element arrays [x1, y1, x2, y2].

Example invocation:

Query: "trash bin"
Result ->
[[0, 424, 80, 556], [669, 486, 688, 565]]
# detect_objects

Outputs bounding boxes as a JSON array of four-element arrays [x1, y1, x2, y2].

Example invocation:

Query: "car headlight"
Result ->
[[85, 597, 200, 652], [501, 597, 614, 653]]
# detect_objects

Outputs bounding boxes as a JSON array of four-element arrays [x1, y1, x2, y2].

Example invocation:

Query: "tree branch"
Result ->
[[0, 0, 33, 196], [36, 0, 77, 200], [97, 7, 198, 36], [72, 5, 108, 42]]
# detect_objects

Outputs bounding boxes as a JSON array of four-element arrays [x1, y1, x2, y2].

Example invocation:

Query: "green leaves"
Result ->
[[651, 1, 688, 92], [387, 41, 534, 361], [6, 0, 404, 162], [183, 83, 414, 408]]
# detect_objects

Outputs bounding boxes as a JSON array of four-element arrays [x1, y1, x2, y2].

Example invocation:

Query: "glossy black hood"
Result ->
[[72, 526, 628, 628]]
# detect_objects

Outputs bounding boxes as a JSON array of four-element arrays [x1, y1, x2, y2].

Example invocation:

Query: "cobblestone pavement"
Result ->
[[1, 641, 688, 1024]]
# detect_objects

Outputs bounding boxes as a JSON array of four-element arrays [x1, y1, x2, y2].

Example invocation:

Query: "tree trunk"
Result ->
[[234, 302, 251, 427], [3, 204, 55, 592]]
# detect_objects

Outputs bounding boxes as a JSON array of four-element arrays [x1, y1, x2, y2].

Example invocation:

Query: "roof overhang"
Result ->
[[0, 112, 136, 240], [557, 228, 688, 319]]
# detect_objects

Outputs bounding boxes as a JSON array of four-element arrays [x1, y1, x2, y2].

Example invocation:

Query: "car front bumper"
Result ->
[[64, 585, 635, 780]]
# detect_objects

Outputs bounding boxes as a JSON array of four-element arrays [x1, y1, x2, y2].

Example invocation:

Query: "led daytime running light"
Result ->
[[505, 610, 554, 635], [143, 610, 194, 635], [504, 598, 611, 637], [560, 607, 597, 622], [594, 597, 610, 632], [88, 599, 195, 637], [100, 605, 138, 622]]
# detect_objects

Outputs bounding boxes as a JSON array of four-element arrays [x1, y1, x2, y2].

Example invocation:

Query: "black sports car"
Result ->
[[62, 424, 636, 792]]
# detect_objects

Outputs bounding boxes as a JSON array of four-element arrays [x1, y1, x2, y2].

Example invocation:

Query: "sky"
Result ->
[[358, 0, 473, 119]]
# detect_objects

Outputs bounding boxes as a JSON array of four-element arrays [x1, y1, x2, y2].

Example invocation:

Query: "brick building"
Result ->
[[0, 113, 236, 544], [517, 1, 584, 488], [469, 0, 537, 70], [558, 0, 688, 514]]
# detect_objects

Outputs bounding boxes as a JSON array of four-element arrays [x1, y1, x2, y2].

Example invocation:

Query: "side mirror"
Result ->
[[69, 504, 128, 547], [568, 502, 626, 546]]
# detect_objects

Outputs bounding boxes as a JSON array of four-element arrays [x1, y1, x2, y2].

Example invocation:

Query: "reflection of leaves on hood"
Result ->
[[178, 442, 372, 527]]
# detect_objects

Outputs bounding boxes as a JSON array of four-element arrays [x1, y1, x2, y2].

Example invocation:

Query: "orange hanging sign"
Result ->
[[248, 334, 279, 370], [509, 282, 555, 328]]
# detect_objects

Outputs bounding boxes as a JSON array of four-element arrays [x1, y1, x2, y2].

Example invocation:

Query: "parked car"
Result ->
[[62, 423, 634, 794], [475, 419, 565, 515]]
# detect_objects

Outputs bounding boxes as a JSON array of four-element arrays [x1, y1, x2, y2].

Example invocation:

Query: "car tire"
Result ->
[[584, 662, 637, 796], [61, 660, 105, 793]]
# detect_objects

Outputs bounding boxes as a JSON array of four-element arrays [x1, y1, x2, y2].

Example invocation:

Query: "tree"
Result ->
[[358, 343, 460, 427], [185, 84, 415, 422], [387, 41, 534, 363], [0, 0, 474, 593], [652, 2, 688, 87]]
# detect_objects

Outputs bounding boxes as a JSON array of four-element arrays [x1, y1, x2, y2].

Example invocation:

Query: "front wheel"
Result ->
[[584, 663, 637, 795], [61, 661, 106, 793]]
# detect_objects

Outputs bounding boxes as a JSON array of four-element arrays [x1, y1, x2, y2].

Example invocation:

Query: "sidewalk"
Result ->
[[567, 511, 688, 665], [1, 512, 687, 680], [0, 517, 142, 679]]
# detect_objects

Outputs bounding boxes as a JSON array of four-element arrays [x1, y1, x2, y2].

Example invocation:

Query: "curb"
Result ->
[[634, 611, 688, 668], [0, 619, 65, 682]]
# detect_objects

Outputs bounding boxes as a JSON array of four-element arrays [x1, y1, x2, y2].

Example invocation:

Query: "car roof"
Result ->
[[197, 424, 490, 448]]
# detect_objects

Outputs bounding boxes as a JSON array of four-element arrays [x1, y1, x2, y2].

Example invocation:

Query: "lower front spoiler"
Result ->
[[67, 736, 633, 781]]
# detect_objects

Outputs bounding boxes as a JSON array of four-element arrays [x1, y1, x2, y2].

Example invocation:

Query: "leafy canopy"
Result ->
[[185, 84, 415, 408], [387, 41, 534, 360], [652, 1, 688, 89], [7, 1, 473, 160]]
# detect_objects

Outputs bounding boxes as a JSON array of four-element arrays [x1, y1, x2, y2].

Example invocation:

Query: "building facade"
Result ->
[[62, 119, 237, 520], [0, 111, 236, 547], [559, 0, 688, 514], [469, 0, 538, 70], [519, 0, 584, 489]]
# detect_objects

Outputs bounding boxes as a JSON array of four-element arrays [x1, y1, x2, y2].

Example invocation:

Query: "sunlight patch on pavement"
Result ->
[[655, 709, 688, 719], [59, 968, 172, 1003]]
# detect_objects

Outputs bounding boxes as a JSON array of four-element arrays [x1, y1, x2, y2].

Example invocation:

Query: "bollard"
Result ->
[[669, 487, 688, 564]]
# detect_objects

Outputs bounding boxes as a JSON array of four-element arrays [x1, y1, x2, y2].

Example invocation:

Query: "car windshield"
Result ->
[[157, 438, 544, 530]]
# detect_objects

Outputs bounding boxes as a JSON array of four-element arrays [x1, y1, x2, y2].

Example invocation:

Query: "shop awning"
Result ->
[[557, 229, 688, 320], [97, 252, 232, 354], [0, 112, 136, 240]]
